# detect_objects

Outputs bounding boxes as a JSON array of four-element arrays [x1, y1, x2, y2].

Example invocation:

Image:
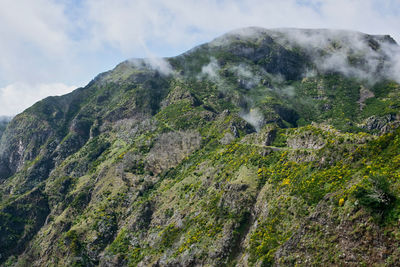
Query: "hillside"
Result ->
[[1, 27, 400, 266]]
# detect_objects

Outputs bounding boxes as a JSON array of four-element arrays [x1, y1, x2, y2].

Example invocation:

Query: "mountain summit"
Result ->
[[1, 27, 400, 266]]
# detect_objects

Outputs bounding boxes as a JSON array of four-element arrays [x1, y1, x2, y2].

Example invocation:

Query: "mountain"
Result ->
[[1, 27, 400, 266]]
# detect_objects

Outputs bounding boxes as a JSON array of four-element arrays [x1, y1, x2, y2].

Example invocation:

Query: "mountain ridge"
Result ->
[[1, 27, 400, 266]]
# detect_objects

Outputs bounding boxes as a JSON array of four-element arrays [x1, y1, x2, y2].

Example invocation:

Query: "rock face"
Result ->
[[146, 131, 202, 175], [1, 27, 400, 266], [360, 114, 398, 132], [286, 129, 326, 149], [358, 86, 375, 110]]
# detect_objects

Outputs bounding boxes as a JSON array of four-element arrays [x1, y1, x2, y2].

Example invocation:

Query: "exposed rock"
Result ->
[[381, 120, 400, 134], [146, 130, 202, 175], [161, 86, 201, 108], [287, 131, 326, 149], [360, 114, 397, 131], [220, 132, 236, 145], [358, 86, 375, 110]]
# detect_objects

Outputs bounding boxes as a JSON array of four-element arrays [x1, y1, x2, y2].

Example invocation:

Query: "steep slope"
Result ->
[[1, 27, 400, 266]]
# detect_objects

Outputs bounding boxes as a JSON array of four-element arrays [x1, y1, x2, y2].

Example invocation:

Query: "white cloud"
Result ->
[[382, 43, 400, 83], [199, 57, 220, 80], [0, 0, 72, 84], [81, 0, 400, 55], [0, 82, 77, 116], [129, 58, 175, 76], [240, 108, 264, 132], [269, 28, 400, 83], [229, 64, 263, 89]]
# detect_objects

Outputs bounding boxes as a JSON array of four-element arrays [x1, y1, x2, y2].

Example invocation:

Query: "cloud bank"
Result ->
[[271, 28, 400, 83]]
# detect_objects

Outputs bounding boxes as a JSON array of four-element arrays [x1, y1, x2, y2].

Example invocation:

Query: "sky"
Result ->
[[0, 0, 400, 116]]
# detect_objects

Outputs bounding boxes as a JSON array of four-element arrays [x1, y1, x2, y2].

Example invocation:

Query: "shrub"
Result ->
[[353, 175, 395, 219]]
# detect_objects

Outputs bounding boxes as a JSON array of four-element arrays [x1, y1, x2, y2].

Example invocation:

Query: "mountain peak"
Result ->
[[216, 26, 397, 44]]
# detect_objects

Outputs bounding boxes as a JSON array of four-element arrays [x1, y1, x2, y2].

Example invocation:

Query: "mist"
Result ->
[[199, 57, 220, 81], [272, 28, 400, 83], [229, 64, 263, 90], [381, 42, 400, 83], [129, 57, 175, 76], [0, 116, 12, 123], [239, 108, 264, 132]]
